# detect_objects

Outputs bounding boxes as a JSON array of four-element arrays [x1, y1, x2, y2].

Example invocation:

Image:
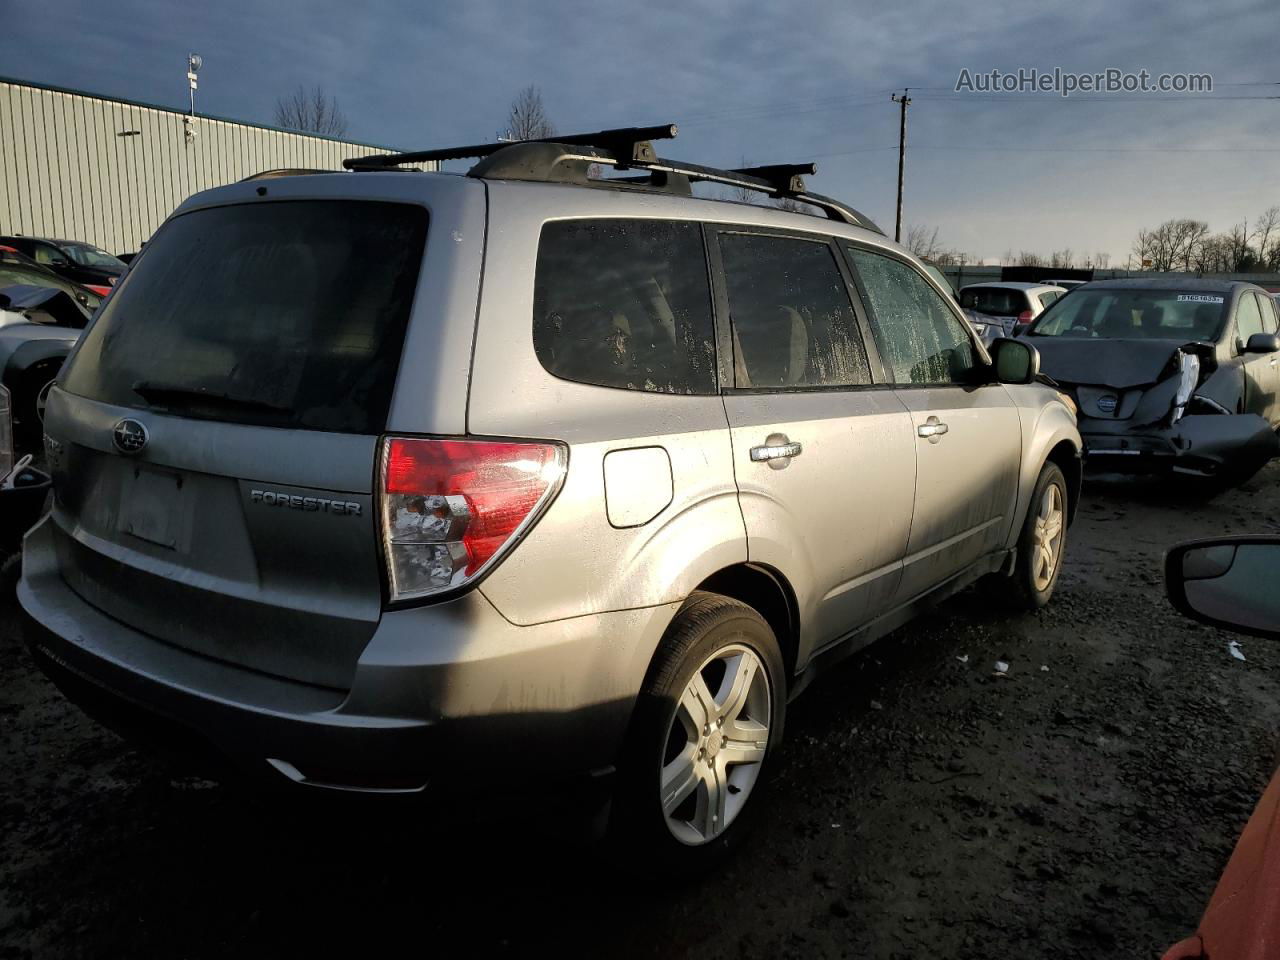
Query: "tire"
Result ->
[[611, 591, 786, 869], [13, 360, 60, 446], [1005, 461, 1069, 610]]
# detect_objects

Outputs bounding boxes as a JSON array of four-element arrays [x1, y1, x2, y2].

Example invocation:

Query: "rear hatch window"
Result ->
[[958, 287, 1028, 317], [61, 200, 428, 434]]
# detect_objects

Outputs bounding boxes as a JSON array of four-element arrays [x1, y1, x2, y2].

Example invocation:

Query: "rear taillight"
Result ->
[[379, 437, 566, 603], [1017, 309, 1034, 324]]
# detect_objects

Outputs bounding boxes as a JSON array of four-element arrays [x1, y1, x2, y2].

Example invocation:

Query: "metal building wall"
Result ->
[[0, 77, 431, 255]]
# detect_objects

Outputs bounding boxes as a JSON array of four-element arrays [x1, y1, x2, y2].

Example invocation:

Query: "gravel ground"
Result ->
[[4, 465, 1280, 959]]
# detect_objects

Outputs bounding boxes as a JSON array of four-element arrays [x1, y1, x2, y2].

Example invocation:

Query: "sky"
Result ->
[[2, 0, 1277, 265]]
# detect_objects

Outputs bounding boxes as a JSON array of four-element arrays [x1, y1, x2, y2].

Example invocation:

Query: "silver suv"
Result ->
[[18, 126, 1081, 862]]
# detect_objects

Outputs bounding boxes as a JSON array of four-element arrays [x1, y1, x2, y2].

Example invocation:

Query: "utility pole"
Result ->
[[891, 89, 911, 243]]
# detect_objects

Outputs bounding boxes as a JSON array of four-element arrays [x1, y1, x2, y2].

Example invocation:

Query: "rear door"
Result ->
[[45, 197, 435, 690], [711, 227, 916, 644], [844, 245, 1022, 603]]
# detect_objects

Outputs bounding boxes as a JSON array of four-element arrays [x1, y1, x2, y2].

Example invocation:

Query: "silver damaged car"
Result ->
[[19, 126, 1082, 864]]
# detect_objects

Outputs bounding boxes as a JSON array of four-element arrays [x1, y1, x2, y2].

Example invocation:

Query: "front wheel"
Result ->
[[1007, 462, 1069, 610], [612, 592, 785, 867]]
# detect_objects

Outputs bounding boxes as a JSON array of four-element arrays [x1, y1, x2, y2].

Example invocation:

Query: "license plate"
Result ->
[[119, 469, 183, 549]]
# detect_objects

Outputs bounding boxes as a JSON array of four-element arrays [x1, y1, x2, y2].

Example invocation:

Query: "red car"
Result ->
[[1163, 536, 1280, 960]]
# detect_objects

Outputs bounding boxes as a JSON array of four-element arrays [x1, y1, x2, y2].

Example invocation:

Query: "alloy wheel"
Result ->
[[659, 643, 771, 846]]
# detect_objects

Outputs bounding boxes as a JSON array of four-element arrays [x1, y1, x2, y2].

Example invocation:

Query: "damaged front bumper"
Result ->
[[1082, 412, 1280, 476]]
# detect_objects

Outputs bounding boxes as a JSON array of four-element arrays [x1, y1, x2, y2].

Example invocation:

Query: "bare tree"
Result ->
[[1017, 251, 1046, 268], [904, 224, 943, 260], [1049, 249, 1074, 269], [1252, 206, 1280, 268], [1131, 219, 1209, 272], [1092, 251, 1111, 270], [504, 85, 555, 141], [274, 85, 349, 138]]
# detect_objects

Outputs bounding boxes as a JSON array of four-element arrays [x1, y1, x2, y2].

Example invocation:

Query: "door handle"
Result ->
[[750, 434, 802, 469], [917, 416, 949, 443]]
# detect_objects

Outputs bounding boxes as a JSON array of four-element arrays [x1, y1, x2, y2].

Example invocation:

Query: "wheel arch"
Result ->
[[1045, 438, 1082, 523], [692, 563, 801, 681]]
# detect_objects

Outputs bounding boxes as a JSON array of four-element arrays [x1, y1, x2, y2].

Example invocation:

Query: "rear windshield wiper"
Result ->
[[131, 380, 292, 415]]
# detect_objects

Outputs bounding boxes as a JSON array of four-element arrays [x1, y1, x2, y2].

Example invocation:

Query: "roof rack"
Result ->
[[343, 124, 883, 234]]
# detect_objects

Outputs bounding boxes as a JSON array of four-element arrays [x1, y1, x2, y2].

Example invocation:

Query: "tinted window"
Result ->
[[718, 233, 869, 388], [61, 200, 427, 433], [533, 219, 716, 394], [1032, 289, 1227, 341], [1236, 292, 1265, 342], [958, 286, 1030, 317], [848, 247, 977, 385]]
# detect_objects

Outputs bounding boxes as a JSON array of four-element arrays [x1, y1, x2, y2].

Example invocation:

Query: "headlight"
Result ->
[[1172, 351, 1200, 422]]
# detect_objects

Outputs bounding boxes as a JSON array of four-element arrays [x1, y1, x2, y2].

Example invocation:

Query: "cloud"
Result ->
[[3, 0, 1277, 261]]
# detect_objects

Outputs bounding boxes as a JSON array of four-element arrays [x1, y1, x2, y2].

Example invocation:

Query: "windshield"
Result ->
[[959, 287, 1029, 317], [61, 242, 125, 271], [1030, 289, 1227, 340], [61, 200, 428, 433]]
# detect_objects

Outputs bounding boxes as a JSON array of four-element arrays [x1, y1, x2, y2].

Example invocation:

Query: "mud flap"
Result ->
[[1173, 414, 1280, 474]]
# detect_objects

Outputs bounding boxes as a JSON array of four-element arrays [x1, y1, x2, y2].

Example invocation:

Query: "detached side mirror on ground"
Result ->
[[990, 337, 1040, 385], [1164, 536, 1280, 640], [1244, 333, 1280, 354]]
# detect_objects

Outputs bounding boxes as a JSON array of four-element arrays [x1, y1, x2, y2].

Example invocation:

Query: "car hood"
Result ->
[[1024, 337, 1184, 388]]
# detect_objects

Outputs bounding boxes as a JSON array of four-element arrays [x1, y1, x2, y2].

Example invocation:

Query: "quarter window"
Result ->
[[847, 247, 978, 385], [717, 233, 870, 388], [533, 219, 717, 395]]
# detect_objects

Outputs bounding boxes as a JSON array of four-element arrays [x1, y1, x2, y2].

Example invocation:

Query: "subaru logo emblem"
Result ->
[[1097, 395, 1118, 414], [112, 418, 149, 454]]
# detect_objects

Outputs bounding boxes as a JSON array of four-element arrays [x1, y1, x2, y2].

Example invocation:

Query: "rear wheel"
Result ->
[[1006, 462, 1068, 610], [612, 592, 785, 867]]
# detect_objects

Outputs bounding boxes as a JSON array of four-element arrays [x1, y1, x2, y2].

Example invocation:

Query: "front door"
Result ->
[[712, 228, 916, 649], [844, 245, 1023, 603], [1236, 291, 1280, 424]]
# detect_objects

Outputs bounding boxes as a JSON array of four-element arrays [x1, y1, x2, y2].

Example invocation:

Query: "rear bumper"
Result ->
[[19, 517, 675, 797], [1081, 413, 1279, 476]]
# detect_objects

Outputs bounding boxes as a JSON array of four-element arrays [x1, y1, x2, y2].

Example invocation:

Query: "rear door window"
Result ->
[[847, 247, 978, 385], [717, 232, 870, 388], [533, 219, 717, 394], [60, 200, 428, 434]]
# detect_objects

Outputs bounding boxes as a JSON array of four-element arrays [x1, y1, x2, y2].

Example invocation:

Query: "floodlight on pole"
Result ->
[[185, 52, 201, 144]]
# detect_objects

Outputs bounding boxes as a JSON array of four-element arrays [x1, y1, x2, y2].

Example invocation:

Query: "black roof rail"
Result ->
[[239, 168, 333, 182], [342, 124, 884, 234]]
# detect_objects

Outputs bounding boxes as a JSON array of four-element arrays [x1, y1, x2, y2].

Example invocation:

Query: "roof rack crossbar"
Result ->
[[729, 163, 817, 196], [344, 124, 678, 170]]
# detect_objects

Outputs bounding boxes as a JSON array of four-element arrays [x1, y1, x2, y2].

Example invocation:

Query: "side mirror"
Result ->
[[990, 337, 1040, 385], [1245, 332, 1280, 354], [1165, 536, 1280, 640]]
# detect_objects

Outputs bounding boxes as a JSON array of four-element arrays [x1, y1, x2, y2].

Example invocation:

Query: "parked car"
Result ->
[[1042, 278, 1087, 291], [1162, 535, 1280, 960], [0, 235, 125, 293], [0, 280, 96, 447], [0, 247, 104, 308], [959, 282, 1066, 343], [17, 127, 1082, 862], [1023, 279, 1280, 484]]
